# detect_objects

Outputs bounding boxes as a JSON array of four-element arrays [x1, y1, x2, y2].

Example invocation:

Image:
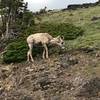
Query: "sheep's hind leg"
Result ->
[[43, 44, 49, 59], [42, 48, 46, 59]]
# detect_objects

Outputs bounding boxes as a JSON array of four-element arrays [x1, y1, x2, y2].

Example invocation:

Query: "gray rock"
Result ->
[[75, 77, 100, 97]]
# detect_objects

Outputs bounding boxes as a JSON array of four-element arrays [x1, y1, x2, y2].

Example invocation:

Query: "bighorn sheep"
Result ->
[[27, 33, 65, 62]]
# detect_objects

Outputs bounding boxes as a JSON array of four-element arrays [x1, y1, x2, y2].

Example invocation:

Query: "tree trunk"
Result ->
[[1, 15, 6, 32], [5, 21, 10, 39], [5, 12, 11, 39]]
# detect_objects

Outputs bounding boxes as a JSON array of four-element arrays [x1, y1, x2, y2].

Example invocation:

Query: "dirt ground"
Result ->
[[0, 49, 100, 100]]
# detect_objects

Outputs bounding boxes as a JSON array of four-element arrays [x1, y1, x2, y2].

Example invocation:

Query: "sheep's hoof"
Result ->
[[46, 56, 49, 59], [43, 57, 46, 60], [31, 59, 34, 62], [45, 58, 50, 62], [26, 60, 31, 64]]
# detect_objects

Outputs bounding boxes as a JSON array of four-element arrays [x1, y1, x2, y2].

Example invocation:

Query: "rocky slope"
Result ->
[[0, 49, 100, 100]]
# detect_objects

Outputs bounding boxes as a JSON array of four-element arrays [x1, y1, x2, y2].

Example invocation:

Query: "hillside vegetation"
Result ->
[[0, 4, 100, 100], [3, 6, 100, 63], [3, 22, 84, 63], [41, 6, 100, 49]]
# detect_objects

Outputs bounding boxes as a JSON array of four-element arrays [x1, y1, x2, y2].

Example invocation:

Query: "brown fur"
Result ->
[[27, 33, 64, 62]]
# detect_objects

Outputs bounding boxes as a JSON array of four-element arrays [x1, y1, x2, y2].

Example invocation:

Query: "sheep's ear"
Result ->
[[56, 35, 60, 39]]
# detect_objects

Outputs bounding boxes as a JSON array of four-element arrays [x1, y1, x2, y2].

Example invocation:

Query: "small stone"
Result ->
[[0, 87, 4, 94], [26, 67, 34, 72], [1, 65, 11, 71], [98, 92, 100, 97]]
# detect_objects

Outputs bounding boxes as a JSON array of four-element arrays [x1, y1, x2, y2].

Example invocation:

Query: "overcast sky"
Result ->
[[24, 0, 98, 12]]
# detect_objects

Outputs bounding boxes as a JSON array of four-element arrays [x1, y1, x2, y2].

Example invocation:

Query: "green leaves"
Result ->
[[3, 40, 28, 63], [26, 23, 84, 40], [3, 23, 84, 63]]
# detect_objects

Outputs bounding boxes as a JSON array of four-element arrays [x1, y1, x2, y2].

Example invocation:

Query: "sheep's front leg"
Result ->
[[30, 50, 34, 62], [43, 44, 49, 59], [27, 43, 34, 62], [27, 51, 30, 62]]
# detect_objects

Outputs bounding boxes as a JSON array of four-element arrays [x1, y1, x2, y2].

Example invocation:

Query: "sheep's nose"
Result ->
[[61, 42, 64, 44]]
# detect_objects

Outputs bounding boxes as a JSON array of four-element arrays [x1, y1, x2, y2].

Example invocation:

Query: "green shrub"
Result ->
[[3, 39, 43, 63], [3, 40, 28, 63], [3, 41, 62, 63], [36, 23, 84, 40], [3, 23, 84, 63], [23, 23, 84, 40]]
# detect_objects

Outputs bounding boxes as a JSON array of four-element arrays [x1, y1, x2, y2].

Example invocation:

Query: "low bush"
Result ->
[[34, 23, 84, 40], [3, 40, 28, 63], [24, 23, 84, 40], [3, 23, 84, 63], [3, 39, 62, 63]]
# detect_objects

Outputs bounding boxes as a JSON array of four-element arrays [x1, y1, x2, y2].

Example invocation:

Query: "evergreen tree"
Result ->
[[0, 0, 31, 39]]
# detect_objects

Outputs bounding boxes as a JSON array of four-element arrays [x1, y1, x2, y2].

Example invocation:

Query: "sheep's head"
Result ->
[[50, 35, 65, 49]]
